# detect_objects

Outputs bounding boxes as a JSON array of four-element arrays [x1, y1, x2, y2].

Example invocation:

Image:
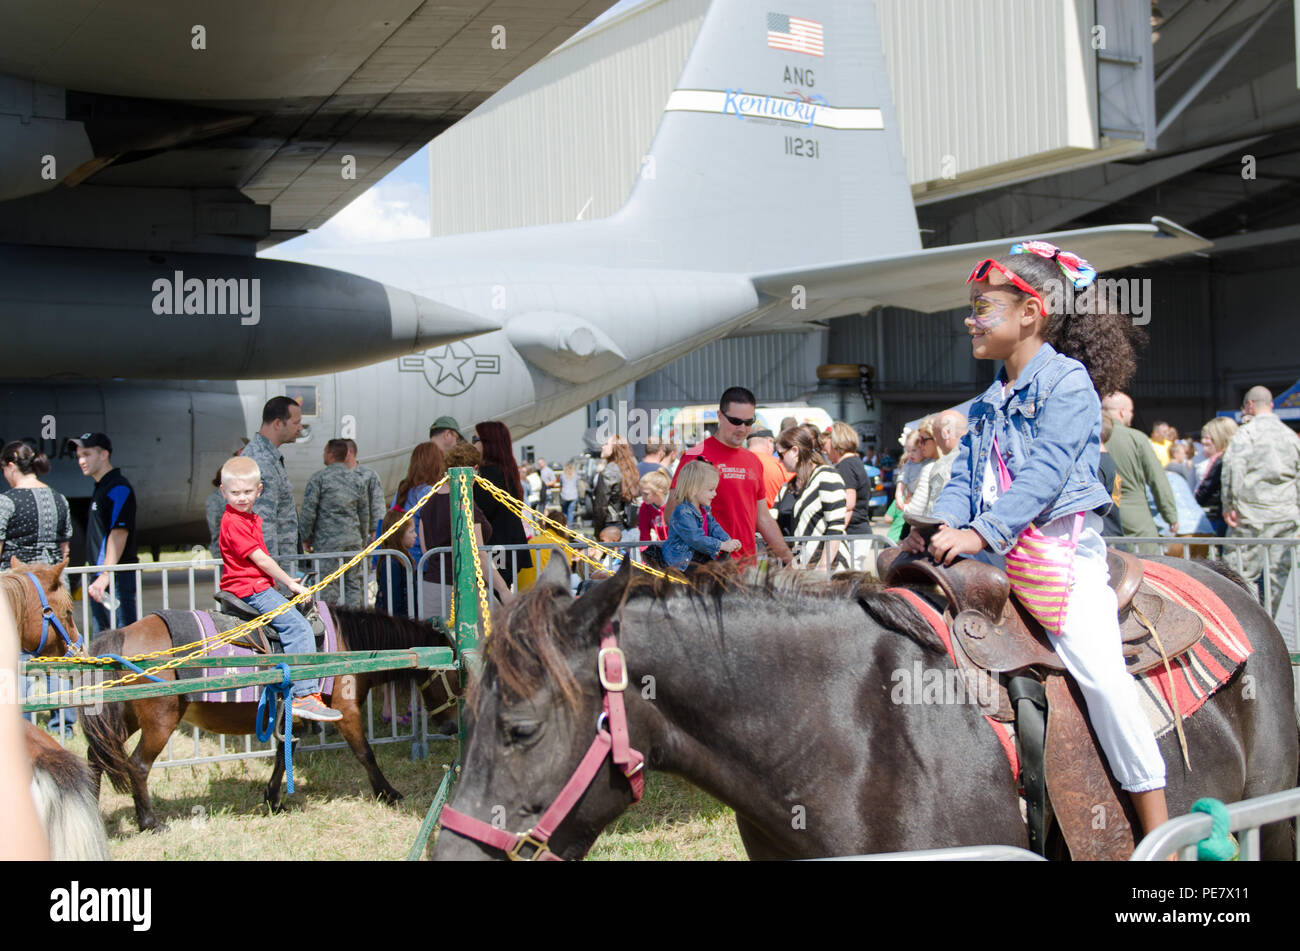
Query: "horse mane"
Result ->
[[477, 581, 585, 712], [1199, 559, 1253, 594], [329, 605, 451, 651], [479, 561, 945, 711], [625, 562, 945, 653], [0, 573, 29, 633]]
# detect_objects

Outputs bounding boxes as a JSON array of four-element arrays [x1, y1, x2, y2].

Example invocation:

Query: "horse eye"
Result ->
[[505, 721, 539, 743]]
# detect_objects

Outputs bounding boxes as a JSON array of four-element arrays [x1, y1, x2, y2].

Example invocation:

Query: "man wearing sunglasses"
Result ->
[[667, 386, 794, 566]]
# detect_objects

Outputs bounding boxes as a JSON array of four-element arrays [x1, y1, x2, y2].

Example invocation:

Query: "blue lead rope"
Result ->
[[256, 663, 295, 795], [100, 653, 165, 683]]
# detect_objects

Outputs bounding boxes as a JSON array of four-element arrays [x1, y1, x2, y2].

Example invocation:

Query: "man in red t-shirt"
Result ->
[[668, 388, 794, 565]]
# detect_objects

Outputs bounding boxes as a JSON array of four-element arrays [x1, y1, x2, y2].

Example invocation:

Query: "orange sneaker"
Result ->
[[291, 693, 342, 722]]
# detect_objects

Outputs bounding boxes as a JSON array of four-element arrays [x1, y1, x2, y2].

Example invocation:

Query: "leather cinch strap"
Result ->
[[438, 620, 645, 861]]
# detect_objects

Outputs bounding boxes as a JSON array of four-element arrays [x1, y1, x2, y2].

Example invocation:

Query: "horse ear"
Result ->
[[51, 556, 69, 583], [9, 556, 28, 571], [538, 546, 572, 594], [566, 554, 633, 645]]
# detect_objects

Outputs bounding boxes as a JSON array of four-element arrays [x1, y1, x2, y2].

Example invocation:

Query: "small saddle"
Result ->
[[877, 516, 1203, 680], [213, 591, 328, 649]]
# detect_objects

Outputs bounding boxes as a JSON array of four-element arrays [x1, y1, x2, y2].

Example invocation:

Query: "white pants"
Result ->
[[979, 515, 1167, 793]]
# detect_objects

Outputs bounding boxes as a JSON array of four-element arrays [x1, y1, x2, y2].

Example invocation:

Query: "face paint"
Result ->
[[969, 295, 1010, 330]]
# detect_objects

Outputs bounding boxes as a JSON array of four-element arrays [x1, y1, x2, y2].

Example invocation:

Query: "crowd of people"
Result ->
[[4, 372, 1297, 735]]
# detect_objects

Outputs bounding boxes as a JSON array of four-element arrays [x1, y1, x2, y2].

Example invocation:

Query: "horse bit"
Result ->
[[437, 619, 645, 860]]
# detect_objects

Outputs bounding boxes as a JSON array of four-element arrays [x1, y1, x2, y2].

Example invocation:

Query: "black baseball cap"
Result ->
[[71, 432, 112, 453], [748, 428, 775, 439]]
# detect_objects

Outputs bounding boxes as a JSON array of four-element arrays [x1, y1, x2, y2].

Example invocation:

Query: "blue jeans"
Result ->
[[242, 587, 319, 698], [563, 499, 578, 525], [90, 580, 139, 634]]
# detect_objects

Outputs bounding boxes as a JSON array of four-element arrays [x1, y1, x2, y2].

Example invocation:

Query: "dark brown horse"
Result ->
[[432, 555, 1298, 860], [82, 604, 458, 831]]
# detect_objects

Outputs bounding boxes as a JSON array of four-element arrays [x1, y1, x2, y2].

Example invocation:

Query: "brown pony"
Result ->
[[0, 557, 80, 656], [81, 604, 458, 831]]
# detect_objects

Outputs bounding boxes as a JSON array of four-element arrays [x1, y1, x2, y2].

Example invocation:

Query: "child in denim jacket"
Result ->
[[662, 461, 740, 571], [902, 242, 1169, 837]]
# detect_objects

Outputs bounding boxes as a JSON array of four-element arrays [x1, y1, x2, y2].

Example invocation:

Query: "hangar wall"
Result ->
[[428, 0, 707, 232]]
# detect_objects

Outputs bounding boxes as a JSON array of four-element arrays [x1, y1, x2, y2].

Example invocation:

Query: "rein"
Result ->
[[25, 572, 82, 656], [438, 619, 645, 861]]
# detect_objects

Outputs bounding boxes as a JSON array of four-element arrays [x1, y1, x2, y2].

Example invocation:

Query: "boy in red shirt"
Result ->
[[218, 456, 341, 722]]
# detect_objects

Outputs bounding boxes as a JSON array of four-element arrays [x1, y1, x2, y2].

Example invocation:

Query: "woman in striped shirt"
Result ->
[[773, 427, 848, 572]]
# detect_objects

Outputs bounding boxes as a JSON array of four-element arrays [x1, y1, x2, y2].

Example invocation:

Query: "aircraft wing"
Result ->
[[746, 218, 1212, 328]]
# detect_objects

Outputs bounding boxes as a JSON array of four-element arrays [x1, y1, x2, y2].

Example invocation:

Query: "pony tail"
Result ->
[[1047, 306, 1147, 397]]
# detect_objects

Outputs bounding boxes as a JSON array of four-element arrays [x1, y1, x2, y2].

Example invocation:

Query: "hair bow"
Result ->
[[1009, 240, 1097, 290]]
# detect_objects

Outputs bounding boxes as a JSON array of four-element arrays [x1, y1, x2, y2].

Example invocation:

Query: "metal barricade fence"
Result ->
[[37, 551, 428, 767], [1130, 786, 1300, 861], [41, 529, 1300, 769]]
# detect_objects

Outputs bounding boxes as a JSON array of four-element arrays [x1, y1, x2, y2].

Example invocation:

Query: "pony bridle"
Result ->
[[26, 572, 83, 657], [437, 619, 646, 861], [419, 668, 459, 718]]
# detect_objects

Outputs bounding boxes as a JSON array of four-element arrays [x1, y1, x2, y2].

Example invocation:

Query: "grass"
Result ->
[[73, 731, 744, 861]]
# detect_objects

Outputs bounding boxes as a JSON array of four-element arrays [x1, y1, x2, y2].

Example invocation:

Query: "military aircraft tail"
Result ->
[[615, 0, 919, 275]]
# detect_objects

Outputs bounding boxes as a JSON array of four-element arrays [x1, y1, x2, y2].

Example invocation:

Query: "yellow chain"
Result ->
[[458, 471, 492, 641], [471, 475, 685, 584], [31, 476, 449, 701]]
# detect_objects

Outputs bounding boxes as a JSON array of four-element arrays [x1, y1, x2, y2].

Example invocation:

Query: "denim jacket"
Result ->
[[930, 342, 1112, 555], [662, 502, 730, 570]]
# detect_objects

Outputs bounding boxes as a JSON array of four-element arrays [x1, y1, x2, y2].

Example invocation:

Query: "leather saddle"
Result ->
[[877, 516, 1206, 860], [877, 516, 1204, 698], [214, 591, 329, 651]]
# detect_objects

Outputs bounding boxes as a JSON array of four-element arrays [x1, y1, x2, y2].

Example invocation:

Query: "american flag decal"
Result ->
[[767, 13, 824, 57]]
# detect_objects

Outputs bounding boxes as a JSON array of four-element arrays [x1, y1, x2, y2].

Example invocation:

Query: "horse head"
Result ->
[[4, 556, 80, 655], [432, 552, 638, 860]]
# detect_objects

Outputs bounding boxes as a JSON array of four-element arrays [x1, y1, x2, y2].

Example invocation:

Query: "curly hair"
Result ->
[[993, 253, 1147, 396]]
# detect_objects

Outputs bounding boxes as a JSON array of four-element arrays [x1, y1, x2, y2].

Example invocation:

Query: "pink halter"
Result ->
[[437, 620, 645, 860]]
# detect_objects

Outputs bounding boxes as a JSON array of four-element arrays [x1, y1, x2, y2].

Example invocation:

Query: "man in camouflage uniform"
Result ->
[[301, 439, 371, 606], [240, 396, 303, 580], [1222, 386, 1300, 614], [345, 438, 387, 541]]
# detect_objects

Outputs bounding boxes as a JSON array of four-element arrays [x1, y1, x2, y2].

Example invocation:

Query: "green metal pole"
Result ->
[[406, 764, 455, 861], [417, 464, 481, 858], [449, 466, 479, 746]]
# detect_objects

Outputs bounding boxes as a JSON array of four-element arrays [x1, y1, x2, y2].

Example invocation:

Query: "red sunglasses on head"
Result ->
[[966, 259, 1046, 312]]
